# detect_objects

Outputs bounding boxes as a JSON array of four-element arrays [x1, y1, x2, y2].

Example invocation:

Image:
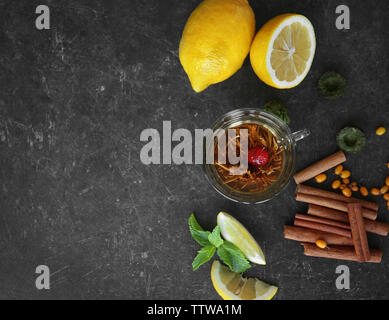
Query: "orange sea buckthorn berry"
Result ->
[[340, 184, 347, 190], [352, 185, 359, 192], [332, 180, 341, 190], [381, 185, 389, 194], [334, 165, 343, 175], [316, 240, 327, 249], [342, 178, 350, 184], [340, 170, 351, 179], [360, 186, 369, 197], [315, 173, 327, 183], [371, 188, 380, 196], [376, 127, 386, 136], [386, 176, 389, 187], [387, 162, 389, 169], [351, 181, 358, 186], [383, 193, 389, 201], [342, 187, 352, 198]]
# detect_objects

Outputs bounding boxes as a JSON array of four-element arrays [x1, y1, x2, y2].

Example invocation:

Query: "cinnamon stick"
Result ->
[[295, 214, 350, 230], [294, 151, 346, 184], [308, 204, 349, 222], [348, 203, 370, 262], [303, 243, 382, 263], [284, 226, 353, 246], [296, 192, 377, 220], [294, 218, 352, 238], [307, 204, 389, 236], [297, 184, 378, 212]]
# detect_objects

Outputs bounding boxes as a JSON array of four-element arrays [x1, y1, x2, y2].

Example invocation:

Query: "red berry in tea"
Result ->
[[248, 146, 269, 167]]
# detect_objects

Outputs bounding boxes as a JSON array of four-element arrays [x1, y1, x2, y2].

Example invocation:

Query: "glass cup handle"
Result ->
[[291, 129, 310, 142]]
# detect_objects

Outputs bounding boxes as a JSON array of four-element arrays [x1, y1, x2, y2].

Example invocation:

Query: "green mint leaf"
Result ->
[[217, 241, 251, 273], [188, 213, 211, 246], [192, 244, 216, 271], [208, 226, 224, 248]]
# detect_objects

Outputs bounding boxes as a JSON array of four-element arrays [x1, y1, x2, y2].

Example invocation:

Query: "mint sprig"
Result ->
[[208, 226, 223, 248], [192, 245, 216, 271], [188, 213, 251, 273], [189, 213, 211, 246], [217, 241, 251, 273]]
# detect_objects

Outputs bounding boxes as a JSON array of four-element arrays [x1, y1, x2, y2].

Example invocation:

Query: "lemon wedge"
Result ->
[[217, 212, 265, 265], [211, 261, 278, 300], [250, 14, 316, 89]]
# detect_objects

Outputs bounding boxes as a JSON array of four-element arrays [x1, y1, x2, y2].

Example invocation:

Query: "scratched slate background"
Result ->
[[0, 0, 389, 300]]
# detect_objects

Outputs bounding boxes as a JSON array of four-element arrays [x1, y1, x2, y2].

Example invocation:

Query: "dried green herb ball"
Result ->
[[337, 127, 366, 154], [263, 100, 290, 125], [318, 71, 346, 99]]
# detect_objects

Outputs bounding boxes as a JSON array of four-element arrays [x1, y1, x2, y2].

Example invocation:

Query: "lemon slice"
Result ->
[[217, 212, 265, 265], [211, 261, 278, 300], [250, 14, 316, 89]]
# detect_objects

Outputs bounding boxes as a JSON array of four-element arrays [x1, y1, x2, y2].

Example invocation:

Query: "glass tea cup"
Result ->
[[203, 108, 310, 204]]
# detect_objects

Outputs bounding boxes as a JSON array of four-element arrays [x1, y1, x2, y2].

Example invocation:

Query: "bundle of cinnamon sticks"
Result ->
[[285, 151, 388, 263]]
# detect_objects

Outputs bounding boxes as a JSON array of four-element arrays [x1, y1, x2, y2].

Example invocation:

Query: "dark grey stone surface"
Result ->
[[0, 0, 388, 299]]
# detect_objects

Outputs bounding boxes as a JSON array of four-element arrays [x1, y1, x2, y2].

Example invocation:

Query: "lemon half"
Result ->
[[217, 212, 265, 265], [250, 14, 316, 89], [211, 261, 278, 300]]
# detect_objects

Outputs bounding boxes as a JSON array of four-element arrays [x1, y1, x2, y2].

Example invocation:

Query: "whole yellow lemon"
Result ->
[[179, 0, 255, 93]]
